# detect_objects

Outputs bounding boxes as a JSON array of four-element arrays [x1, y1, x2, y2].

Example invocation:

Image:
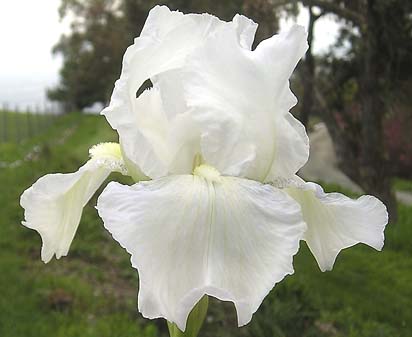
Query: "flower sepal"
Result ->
[[167, 296, 209, 337]]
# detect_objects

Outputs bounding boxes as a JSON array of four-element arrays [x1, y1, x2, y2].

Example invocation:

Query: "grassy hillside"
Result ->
[[0, 110, 58, 144], [0, 113, 411, 337]]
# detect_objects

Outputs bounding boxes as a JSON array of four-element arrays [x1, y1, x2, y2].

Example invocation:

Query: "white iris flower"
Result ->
[[20, 5, 388, 333]]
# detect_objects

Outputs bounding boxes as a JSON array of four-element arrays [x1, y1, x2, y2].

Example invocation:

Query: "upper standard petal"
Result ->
[[183, 24, 309, 181], [103, 6, 258, 179], [97, 174, 306, 331]]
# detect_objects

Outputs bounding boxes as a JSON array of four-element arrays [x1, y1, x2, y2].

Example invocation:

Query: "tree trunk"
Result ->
[[359, 0, 397, 221], [300, 6, 318, 128]]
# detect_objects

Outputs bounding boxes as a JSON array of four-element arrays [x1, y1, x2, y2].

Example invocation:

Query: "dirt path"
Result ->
[[299, 122, 412, 205]]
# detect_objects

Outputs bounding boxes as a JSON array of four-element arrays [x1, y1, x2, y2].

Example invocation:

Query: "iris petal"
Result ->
[[97, 174, 306, 331], [20, 143, 127, 263], [102, 6, 260, 178], [183, 24, 309, 181], [285, 182, 388, 271]]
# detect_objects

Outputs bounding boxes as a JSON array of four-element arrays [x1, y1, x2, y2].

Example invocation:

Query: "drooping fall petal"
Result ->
[[285, 181, 388, 271], [20, 143, 127, 263], [97, 168, 306, 331]]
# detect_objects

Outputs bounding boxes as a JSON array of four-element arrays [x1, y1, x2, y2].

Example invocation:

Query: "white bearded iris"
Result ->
[[20, 5, 388, 333]]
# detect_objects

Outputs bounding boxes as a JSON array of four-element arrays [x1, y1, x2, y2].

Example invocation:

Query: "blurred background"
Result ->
[[0, 1, 411, 336]]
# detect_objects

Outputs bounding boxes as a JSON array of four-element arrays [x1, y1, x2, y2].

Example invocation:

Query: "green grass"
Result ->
[[1, 113, 411, 337], [393, 177, 412, 193], [0, 110, 59, 145], [0, 113, 158, 337]]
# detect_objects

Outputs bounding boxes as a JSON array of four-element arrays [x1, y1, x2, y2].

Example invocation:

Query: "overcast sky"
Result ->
[[0, 1, 339, 111], [0, 1, 69, 110]]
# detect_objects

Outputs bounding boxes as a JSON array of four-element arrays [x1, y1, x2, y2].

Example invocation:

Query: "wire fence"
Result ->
[[0, 103, 61, 144]]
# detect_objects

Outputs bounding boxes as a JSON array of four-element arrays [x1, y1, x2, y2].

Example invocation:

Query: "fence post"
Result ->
[[26, 107, 33, 139], [14, 105, 22, 143]]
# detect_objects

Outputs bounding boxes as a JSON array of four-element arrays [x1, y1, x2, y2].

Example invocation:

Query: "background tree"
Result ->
[[48, 0, 131, 111], [277, 0, 412, 220]]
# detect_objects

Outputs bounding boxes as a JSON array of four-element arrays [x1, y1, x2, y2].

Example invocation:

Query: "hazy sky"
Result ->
[[0, 1, 339, 110], [0, 0, 70, 110]]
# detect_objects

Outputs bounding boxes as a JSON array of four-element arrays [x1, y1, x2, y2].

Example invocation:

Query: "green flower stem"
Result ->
[[167, 296, 209, 337]]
